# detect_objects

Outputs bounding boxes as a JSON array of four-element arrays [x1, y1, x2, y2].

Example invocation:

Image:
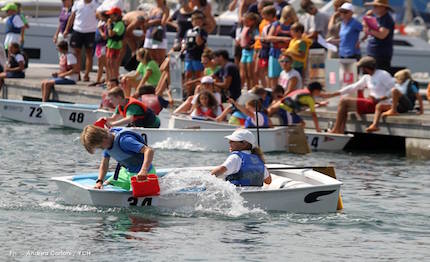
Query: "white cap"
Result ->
[[201, 76, 214, 84], [225, 129, 256, 148], [339, 3, 354, 12]]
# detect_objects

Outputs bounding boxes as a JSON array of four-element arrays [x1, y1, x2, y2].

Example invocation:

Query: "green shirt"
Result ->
[[107, 21, 125, 49], [291, 41, 306, 69], [115, 104, 146, 117], [136, 60, 161, 86], [204, 66, 220, 76]]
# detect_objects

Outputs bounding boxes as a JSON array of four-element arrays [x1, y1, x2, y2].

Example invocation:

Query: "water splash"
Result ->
[[159, 169, 266, 217], [151, 137, 204, 151]]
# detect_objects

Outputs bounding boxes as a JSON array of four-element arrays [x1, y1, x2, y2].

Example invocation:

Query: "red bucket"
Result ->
[[131, 174, 160, 197], [94, 118, 107, 128]]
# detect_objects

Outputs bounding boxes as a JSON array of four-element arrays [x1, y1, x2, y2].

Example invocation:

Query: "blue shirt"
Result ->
[[366, 12, 394, 58], [339, 18, 362, 57]]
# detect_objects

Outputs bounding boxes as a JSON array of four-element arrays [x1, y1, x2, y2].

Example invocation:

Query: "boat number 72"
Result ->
[[128, 196, 152, 206], [29, 107, 42, 118], [69, 112, 84, 123]]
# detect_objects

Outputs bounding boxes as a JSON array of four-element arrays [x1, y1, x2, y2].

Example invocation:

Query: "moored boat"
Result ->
[[129, 127, 291, 153], [0, 98, 53, 124], [52, 164, 343, 213], [169, 114, 353, 151]]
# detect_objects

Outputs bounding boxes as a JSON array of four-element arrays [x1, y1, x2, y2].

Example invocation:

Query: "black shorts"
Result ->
[[70, 31, 95, 49], [397, 94, 413, 113], [234, 44, 242, 59]]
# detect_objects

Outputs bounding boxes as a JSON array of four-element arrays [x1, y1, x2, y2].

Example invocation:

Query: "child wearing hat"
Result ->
[[211, 129, 272, 186], [2, 3, 24, 51]]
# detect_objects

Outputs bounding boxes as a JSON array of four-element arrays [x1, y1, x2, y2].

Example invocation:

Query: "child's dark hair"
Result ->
[[244, 12, 260, 29], [291, 22, 305, 33], [9, 42, 20, 51], [246, 99, 268, 115], [137, 85, 156, 95], [213, 50, 229, 60], [262, 5, 277, 18], [308, 82, 323, 92], [107, 86, 124, 98], [273, 85, 285, 95], [253, 87, 267, 96], [197, 91, 218, 111], [57, 40, 68, 51], [192, 10, 205, 20]]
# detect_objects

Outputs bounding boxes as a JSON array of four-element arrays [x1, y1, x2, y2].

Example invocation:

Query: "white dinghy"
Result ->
[[129, 127, 292, 153], [169, 115, 353, 151], [40, 103, 172, 129], [52, 164, 343, 213], [0, 99, 54, 124]]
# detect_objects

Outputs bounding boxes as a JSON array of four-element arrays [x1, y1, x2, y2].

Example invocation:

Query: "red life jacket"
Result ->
[[118, 97, 148, 121], [196, 106, 217, 118], [141, 94, 162, 115]]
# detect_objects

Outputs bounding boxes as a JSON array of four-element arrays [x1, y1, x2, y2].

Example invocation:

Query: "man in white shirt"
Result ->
[[63, 0, 99, 82], [323, 56, 395, 134]]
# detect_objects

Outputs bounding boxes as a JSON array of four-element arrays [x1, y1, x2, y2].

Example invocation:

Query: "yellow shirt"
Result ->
[[286, 37, 312, 68], [254, 19, 270, 50]]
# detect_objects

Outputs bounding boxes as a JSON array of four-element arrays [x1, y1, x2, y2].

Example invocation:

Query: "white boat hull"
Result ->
[[0, 99, 50, 124], [41, 103, 172, 129], [52, 165, 342, 213], [130, 127, 290, 153], [169, 115, 353, 151]]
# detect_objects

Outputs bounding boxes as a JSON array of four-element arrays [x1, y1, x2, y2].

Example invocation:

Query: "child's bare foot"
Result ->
[[381, 109, 399, 117], [366, 125, 380, 133]]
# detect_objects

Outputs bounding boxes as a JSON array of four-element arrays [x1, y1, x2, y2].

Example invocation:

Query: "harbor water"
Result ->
[[0, 119, 429, 261]]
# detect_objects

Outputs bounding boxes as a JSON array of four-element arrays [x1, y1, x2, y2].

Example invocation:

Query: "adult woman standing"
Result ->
[[338, 3, 362, 60], [169, 0, 194, 47], [189, 0, 216, 33], [53, 0, 74, 44], [364, 0, 394, 71], [144, 0, 170, 65], [326, 0, 348, 58]]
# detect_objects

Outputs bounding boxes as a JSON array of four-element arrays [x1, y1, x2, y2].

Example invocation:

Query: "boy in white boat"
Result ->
[[211, 129, 272, 186], [80, 125, 156, 190]]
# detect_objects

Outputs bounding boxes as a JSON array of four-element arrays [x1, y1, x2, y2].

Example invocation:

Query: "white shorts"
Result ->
[[4, 33, 21, 49], [144, 38, 167, 50]]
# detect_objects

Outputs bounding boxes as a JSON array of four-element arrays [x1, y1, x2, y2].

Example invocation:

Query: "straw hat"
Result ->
[[364, 0, 393, 12], [356, 56, 376, 69]]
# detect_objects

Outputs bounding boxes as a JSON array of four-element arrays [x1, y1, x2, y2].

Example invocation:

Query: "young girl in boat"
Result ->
[[211, 128, 272, 186], [40, 41, 79, 102], [190, 90, 220, 120], [80, 125, 156, 190], [228, 98, 272, 128]]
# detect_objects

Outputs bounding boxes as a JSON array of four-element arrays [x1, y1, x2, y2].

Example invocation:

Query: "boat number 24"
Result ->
[[69, 112, 85, 123], [128, 197, 152, 206]]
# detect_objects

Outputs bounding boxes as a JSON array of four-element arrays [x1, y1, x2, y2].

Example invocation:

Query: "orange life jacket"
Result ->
[[196, 106, 217, 118], [118, 97, 148, 121]]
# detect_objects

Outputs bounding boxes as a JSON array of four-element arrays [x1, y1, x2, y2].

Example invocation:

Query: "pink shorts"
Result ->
[[95, 44, 106, 58]]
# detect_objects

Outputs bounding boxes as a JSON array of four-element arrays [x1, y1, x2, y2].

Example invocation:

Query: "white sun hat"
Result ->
[[201, 76, 214, 84], [225, 129, 256, 148], [339, 3, 354, 12]]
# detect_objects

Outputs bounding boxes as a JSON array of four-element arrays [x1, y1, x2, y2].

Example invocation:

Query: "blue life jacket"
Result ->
[[6, 15, 21, 34], [244, 112, 270, 128], [105, 128, 152, 173], [225, 151, 265, 186]]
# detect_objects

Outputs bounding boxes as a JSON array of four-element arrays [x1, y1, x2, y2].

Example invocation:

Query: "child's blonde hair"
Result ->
[[280, 6, 298, 24], [80, 125, 110, 154], [394, 69, 412, 84]]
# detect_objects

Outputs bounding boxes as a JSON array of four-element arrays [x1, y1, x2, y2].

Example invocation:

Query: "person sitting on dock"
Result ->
[[268, 82, 324, 132], [366, 69, 424, 133], [80, 125, 156, 191], [0, 42, 26, 91], [40, 41, 79, 102], [322, 56, 394, 134], [211, 128, 272, 186], [102, 87, 161, 128], [2, 3, 24, 51], [121, 48, 161, 98]]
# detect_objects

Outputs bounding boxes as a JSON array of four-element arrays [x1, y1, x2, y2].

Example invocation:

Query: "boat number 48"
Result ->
[[128, 196, 152, 206], [69, 112, 85, 123]]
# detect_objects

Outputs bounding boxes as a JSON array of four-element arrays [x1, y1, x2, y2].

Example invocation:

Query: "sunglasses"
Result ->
[[279, 59, 292, 63]]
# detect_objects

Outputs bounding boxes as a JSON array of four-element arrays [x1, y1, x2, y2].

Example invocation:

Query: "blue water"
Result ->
[[0, 119, 429, 261]]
